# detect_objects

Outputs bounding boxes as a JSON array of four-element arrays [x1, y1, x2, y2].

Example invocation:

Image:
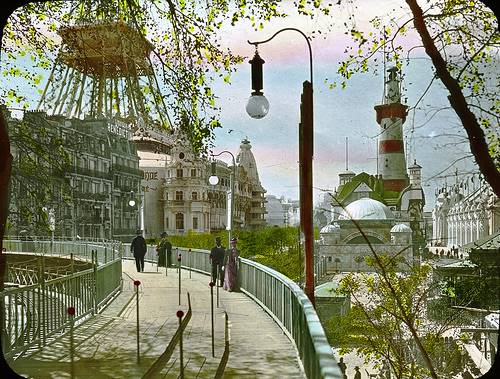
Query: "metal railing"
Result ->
[[130, 246, 340, 379], [1, 239, 123, 359]]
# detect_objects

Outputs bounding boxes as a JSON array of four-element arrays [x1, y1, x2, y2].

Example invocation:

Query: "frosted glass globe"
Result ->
[[245, 94, 269, 119], [128, 199, 136, 207], [208, 175, 219, 185]]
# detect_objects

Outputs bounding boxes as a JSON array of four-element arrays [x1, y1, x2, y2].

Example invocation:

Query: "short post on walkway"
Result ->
[[177, 310, 184, 378], [68, 307, 75, 379], [209, 281, 215, 358], [134, 280, 141, 363], [177, 252, 182, 306], [216, 280, 219, 308], [188, 248, 192, 279]]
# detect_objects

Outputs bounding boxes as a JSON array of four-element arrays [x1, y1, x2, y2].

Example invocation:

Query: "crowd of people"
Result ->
[[130, 231, 240, 292]]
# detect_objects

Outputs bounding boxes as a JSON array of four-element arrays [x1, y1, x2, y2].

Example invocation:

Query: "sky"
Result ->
[[1, 0, 484, 212], [205, 1, 479, 211]]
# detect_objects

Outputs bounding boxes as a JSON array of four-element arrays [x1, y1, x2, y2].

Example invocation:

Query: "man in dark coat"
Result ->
[[209, 237, 225, 287], [131, 229, 147, 272], [156, 232, 172, 267]]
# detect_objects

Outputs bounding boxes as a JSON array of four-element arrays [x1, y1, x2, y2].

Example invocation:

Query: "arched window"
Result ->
[[192, 191, 198, 200], [176, 213, 184, 230], [175, 191, 183, 200]]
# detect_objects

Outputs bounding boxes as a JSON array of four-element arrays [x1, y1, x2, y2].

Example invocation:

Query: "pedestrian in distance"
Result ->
[[223, 237, 240, 292], [354, 366, 361, 379], [131, 229, 147, 272], [156, 232, 172, 268], [210, 237, 225, 287], [338, 357, 347, 379]]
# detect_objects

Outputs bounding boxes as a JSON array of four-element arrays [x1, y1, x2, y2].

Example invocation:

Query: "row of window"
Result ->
[[169, 168, 199, 178], [166, 214, 198, 230]]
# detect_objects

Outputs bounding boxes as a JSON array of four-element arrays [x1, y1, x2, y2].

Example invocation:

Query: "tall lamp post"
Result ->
[[128, 190, 145, 237], [247, 28, 315, 306], [209, 151, 236, 248]]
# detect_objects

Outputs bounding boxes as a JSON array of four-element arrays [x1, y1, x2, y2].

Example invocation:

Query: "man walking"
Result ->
[[209, 237, 225, 287], [131, 229, 147, 272]]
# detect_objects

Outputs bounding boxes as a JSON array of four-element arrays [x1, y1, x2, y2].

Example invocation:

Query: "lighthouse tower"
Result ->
[[374, 67, 409, 192]]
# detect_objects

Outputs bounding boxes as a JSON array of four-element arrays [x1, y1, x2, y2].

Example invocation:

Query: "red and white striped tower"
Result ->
[[374, 67, 409, 192]]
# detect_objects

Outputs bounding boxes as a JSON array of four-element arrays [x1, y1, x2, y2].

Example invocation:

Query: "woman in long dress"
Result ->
[[223, 237, 239, 292]]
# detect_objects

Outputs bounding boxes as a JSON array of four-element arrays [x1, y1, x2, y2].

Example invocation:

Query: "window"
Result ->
[[175, 191, 183, 200], [193, 217, 198, 230], [176, 213, 184, 230], [166, 217, 169, 229], [177, 169, 183, 178], [192, 192, 198, 200], [191, 168, 196, 177]]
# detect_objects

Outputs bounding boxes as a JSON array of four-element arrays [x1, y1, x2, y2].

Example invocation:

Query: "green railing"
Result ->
[[122, 246, 340, 379], [1, 239, 122, 360]]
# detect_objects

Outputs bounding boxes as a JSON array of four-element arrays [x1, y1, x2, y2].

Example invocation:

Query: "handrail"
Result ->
[[172, 247, 340, 379], [214, 312, 230, 379], [142, 293, 192, 379]]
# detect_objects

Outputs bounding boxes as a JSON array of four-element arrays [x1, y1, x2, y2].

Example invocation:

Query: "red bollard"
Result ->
[[177, 310, 185, 378], [68, 307, 75, 379], [134, 280, 141, 363]]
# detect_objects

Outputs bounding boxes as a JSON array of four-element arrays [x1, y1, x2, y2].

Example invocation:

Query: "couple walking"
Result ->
[[209, 236, 239, 292]]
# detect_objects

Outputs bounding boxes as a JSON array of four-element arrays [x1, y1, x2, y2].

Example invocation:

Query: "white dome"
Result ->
[[320, 223, 340, 234], [390, 223, 412, 233], [339, 198, 394, 220]]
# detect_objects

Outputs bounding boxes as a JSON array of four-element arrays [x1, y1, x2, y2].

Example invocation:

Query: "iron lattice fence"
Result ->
[[1, 239, 123, 360]]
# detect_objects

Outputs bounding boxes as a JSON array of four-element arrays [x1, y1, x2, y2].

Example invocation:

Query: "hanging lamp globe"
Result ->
[[246, 48, 269, 119]]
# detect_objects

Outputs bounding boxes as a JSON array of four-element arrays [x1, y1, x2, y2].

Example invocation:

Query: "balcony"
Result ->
[[111, 164, 143, 177], [70, 165, 112, 180]]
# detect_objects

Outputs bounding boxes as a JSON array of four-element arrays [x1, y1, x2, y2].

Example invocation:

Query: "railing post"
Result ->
[[92, 250, 98, 314], [209, 281, 215, 358], [177, 252, 182, 306], [188, 249, 192, 279], [177, 310, 184, 379], [39, 256, 46, 346], [134, 280, 141, 364], [68, 307, 75, 379]]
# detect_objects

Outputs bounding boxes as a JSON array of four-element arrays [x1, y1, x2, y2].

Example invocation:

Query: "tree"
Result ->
[[326, 254, 478, 378], [5, 108, 71, 235], [335, 0, 500, 196]]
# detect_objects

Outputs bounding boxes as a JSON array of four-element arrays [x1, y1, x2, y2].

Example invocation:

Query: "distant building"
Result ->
[[318, 67, 425, 272], [432, 175, 499, 249], [265, 195, 286, 226], [318, 198, 413, 272], [140, 135, 267, 236], [7, 110, 142, 241]]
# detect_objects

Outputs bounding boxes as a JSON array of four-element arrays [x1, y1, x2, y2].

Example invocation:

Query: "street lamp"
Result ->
[[209, 152, 236, 247], [128, 191, 145, 237], [247, 28, 315, 306]]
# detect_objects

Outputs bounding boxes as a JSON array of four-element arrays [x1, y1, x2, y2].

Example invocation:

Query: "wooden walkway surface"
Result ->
[[8, 260, 305, 378]]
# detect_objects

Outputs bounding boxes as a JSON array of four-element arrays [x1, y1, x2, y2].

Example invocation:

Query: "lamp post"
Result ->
[[209, 152, 236, 247], [247, 28, 315, 306], [128, 190, 145, 237]]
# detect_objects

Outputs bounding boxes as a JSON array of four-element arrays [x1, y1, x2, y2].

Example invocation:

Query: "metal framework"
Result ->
[[36, 21, 173, 149]]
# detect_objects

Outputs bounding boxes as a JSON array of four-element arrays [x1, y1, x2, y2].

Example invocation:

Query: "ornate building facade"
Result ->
[[139, 136, 267, 238], [432, 175, 499, 248]]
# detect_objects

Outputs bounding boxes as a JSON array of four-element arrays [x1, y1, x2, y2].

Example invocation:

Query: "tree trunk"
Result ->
[[406, 0, 500, 198]]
